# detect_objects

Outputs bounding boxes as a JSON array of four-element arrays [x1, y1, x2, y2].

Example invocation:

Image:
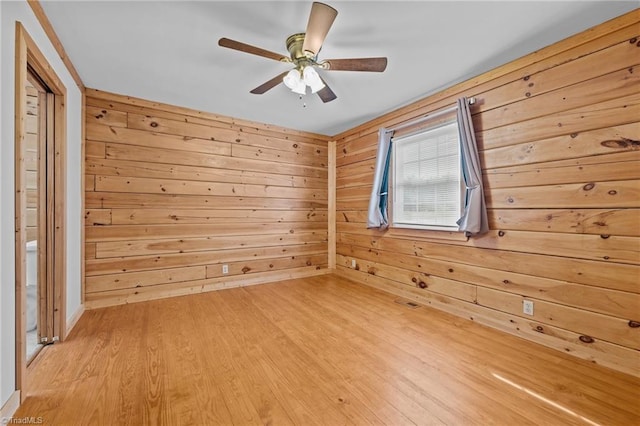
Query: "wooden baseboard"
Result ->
[[0, 390, 21, 420], [66, 304, 85, 336]]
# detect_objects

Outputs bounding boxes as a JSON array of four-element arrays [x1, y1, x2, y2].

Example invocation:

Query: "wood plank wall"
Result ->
[[25, 84, 39, 243], [84, 90, 330, 308], [332, 10, 640, 376]]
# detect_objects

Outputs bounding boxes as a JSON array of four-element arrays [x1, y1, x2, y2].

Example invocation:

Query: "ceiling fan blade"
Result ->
[[323, 57, 388, 72], [218, 37, 287, 62], [250, 71, 289, 94], [302, 2, 338, 56], [316, 77, 337, 103]]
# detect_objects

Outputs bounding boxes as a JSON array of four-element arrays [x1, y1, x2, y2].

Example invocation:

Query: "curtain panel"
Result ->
[[366, 128, 394, 229], [456, 97, 489, 236]]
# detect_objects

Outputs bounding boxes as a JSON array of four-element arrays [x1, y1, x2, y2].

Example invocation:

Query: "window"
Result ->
[[391, 120, 462, 230], [368, 97, 487, 235]]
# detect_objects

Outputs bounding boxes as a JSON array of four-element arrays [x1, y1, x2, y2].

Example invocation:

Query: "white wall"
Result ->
[[0, 0, 83, 409]]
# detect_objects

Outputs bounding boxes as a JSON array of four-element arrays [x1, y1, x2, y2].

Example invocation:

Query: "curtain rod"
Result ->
[[388, 97, 476, 133]]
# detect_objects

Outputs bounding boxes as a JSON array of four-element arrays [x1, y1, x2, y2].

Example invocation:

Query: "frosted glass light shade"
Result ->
[[283, 69, 306, 95], [303, 66, 325, 93]]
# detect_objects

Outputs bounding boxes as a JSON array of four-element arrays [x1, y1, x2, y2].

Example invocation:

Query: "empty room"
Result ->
[[1, 1, 638, 424]]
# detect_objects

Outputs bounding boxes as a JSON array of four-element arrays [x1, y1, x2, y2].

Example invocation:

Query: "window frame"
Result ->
[[389, 118, 465, 232]]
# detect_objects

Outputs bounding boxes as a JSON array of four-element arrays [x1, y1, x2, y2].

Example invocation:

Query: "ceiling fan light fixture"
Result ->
[[283, 69, 306, 94], [221, 3, 386, 103], [303, 66, 326, 93]]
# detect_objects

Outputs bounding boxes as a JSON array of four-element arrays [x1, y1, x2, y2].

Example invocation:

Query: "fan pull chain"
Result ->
[[299, 94, 307, 108]]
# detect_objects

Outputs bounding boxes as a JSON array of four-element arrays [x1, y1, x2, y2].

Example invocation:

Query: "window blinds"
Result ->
[[392, 121, 461, 228]]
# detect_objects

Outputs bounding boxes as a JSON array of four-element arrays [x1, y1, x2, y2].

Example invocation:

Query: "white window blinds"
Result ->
[[392, 120, 461, 229]]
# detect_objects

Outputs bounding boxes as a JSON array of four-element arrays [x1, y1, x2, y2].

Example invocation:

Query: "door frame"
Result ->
[[24, 70, 52, 350], [14, 22, 67, 401]]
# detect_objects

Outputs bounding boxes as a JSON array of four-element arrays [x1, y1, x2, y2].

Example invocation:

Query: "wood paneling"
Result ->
[[84, 91, 330, 307], [15, 276, 640, 425], [25, 84, 39, 242], [85, 243, 327, 277], [93, 231, 327, 258], [333, 11, 640, 376]]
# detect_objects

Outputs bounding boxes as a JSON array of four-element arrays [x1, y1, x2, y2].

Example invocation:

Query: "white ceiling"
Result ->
[[41, 1, 637, 136]]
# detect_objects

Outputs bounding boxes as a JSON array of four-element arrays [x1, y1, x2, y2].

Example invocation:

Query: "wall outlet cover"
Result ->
[[523, 300, 534, 315]]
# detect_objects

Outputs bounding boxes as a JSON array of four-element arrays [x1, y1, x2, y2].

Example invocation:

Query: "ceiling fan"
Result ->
[[218, 2, 387, 103]]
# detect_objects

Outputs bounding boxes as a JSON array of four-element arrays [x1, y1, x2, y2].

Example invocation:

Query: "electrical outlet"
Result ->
[[222, 264, 229, 274], [351, 259, 357, 268], [523, 300, 534, 316]]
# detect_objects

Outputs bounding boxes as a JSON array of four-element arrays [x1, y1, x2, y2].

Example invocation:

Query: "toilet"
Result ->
[[26, 240, 38, 332]]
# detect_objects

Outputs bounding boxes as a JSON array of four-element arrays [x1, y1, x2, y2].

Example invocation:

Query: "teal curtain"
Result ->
[[367, 128, 394, 229]]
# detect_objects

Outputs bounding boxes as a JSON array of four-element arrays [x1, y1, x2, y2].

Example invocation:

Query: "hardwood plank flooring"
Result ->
[[16, 275, 639, 425]]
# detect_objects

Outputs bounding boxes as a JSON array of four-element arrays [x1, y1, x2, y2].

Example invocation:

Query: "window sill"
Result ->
[[385, 226, 470, 242]]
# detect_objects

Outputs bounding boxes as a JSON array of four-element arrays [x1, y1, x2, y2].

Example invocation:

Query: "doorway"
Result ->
[[24, 68, 57, 362], [15, 22, 67, 400]]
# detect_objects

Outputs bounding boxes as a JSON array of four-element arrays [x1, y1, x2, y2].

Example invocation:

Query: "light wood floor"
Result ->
[[17, 275, 639, 425]]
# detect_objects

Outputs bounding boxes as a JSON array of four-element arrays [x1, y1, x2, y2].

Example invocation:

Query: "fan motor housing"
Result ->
[[286, 33, 313, 63]]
